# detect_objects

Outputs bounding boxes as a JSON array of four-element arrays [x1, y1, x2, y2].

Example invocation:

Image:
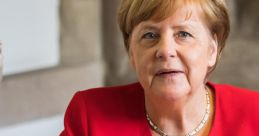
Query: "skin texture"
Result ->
[[129, 5, 218, 135]]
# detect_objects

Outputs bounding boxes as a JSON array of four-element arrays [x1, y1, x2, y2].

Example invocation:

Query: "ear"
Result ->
[[128, 47, 136, 71], [208, 34, 218, 67]]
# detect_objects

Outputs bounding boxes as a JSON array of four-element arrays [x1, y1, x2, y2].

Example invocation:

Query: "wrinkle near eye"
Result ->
[[142, 32, 160, 40], [177, 31, 193, 39]]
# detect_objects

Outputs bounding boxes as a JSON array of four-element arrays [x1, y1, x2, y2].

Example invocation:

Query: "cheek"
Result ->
[[185, 48, 209, 74], [132, 49, 155, 85], [135, 52, 152, 76]]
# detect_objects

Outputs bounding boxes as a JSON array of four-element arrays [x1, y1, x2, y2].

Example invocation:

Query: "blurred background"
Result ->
[[0, 0, 258, 135]]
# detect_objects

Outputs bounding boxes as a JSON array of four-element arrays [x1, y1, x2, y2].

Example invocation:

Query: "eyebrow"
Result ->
[[173, 21, 200, 29], [137, 21, 202, 34], [172, 25, 194, 31], [138, 23, 160, 32]]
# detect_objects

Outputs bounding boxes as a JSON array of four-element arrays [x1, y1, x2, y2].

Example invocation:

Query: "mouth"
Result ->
[[155, 69, 184, 77]]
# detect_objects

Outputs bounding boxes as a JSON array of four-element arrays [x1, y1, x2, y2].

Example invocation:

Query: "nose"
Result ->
[[155, 35, 177, 60]]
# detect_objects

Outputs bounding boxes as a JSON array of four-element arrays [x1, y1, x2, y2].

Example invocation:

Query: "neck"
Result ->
[[145, 85, 208, 135]]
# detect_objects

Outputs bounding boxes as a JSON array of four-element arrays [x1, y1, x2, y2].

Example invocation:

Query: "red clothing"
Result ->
[[60, 82, 259, 136]]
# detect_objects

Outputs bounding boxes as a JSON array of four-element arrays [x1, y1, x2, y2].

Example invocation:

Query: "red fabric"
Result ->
[[60, 82, 259, 136]]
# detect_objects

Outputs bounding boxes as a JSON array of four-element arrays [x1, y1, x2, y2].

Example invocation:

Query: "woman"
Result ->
[[60, 0, 259, 135]]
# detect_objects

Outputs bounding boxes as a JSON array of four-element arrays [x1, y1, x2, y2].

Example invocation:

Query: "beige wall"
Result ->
[[0, 0, 258, 127], [211, 0, 259, 90], [0, 0, 103, 127], [60, 0, 102, 65], [101, 0, 137, 86]]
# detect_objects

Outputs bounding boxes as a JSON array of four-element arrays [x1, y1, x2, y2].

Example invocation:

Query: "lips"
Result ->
[[155, 68, 184, 76]]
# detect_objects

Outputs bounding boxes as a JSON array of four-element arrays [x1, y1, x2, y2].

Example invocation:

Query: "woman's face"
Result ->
[[129, 6, 218, 100]]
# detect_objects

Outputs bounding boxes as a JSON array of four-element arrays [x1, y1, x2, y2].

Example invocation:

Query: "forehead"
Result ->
[[149, 0, 204, 21], [135, 5, 206, 31]]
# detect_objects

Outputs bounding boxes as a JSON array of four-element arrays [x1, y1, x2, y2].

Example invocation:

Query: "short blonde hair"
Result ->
[[117, 0, 230, 72]]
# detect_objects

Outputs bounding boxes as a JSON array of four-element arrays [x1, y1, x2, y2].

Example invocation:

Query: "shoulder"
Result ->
[[61, 82, 146, 136], [210, 82, 259, 103], [210, 82, 259, 109], [69, 82, 145, 115], [76, 82, 144, 103], [209, 82, 259, 135]]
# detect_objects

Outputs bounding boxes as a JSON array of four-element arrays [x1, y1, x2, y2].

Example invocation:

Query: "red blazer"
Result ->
[[60, 82, 259, 136]]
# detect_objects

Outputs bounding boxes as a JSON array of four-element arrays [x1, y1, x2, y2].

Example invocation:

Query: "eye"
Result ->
[[142, 32, 160, 40], [177, 31, 193, 39]]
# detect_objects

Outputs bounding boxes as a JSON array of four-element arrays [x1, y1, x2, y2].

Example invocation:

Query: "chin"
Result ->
[[153, 84, 190, 100]]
